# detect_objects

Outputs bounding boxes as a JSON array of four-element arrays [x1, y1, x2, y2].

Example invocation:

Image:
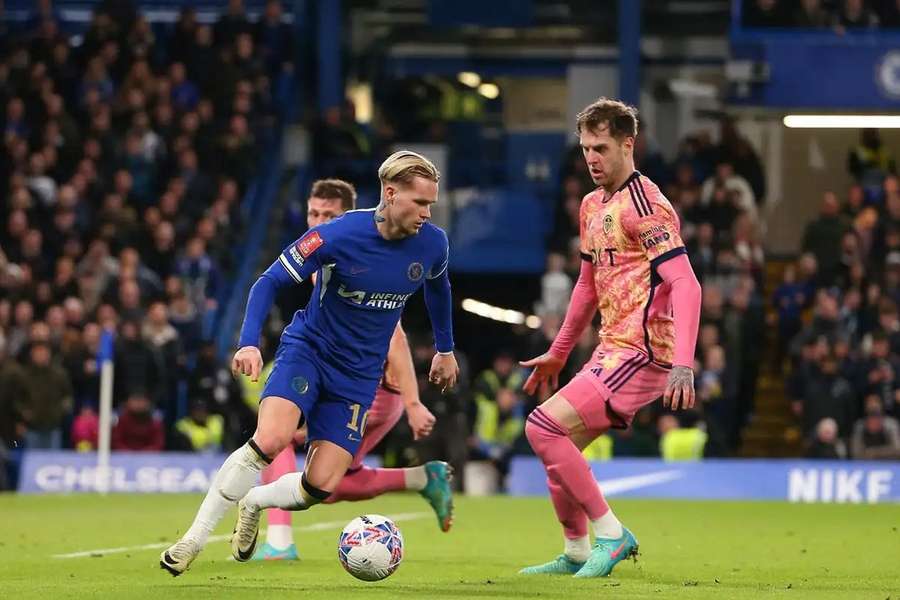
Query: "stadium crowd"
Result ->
[[743, 0, 900, 29], [781, 131, 900, 460], [0, 0, 290, 471], [3, 1, 895, 495]]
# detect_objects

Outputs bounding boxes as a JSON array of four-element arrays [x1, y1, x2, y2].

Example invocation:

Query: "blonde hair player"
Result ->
[[519, 98, 702, 578], [250, 176, 454, 560], [160, 151, 459, 575]]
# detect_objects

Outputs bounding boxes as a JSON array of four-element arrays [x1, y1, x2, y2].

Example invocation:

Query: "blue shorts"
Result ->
[[261, 339, 380, 455]]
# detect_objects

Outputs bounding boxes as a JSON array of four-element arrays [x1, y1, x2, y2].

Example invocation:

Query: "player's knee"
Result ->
[[252, 427, 295, 458], [525, 409, 566, 448]]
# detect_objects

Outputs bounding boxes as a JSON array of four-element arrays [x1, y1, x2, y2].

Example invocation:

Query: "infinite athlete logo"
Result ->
[[407, 262, 424, 281]]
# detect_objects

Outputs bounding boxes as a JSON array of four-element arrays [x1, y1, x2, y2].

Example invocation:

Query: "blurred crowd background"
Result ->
[[2, 0, 899, 492]]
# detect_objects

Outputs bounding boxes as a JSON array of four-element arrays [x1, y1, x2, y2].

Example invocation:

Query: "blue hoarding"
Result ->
[[17, 451, 381, 494], [508, 458, 900, 504]]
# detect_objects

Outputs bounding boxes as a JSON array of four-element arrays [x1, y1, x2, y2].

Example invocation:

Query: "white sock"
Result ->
[[266, 524, 294, 550], [183, 442, 268, 546], [403, 466, 427, 491], [564, 536, 591, 563], [591, 509, 623, 540], [245, 472, 306, 511]]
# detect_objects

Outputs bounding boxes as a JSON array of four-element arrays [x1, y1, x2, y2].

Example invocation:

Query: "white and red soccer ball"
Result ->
[[338, 514, 404, 581]]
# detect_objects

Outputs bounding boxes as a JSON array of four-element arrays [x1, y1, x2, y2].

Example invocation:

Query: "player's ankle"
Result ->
[[403, 466, 427, 491]]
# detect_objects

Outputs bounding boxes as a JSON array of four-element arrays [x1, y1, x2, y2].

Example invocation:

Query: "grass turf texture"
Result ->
[[0, 494, 897, 599]]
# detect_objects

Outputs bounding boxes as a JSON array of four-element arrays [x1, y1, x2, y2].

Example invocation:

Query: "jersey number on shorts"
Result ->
[[346, 403, 369, 436]]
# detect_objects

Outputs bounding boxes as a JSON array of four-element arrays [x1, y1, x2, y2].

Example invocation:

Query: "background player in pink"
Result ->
[[518, 98, 702, 578], [252, 179, 454, 560]]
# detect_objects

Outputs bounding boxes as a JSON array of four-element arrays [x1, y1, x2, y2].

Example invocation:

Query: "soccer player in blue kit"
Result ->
[[160, 151, 459, 575]]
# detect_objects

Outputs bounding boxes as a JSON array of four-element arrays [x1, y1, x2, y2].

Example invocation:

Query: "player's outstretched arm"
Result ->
[[423, 242, 458, 393], [656, 253, 702, 410], [521, 258, 597, 396], [386, 322, 435, 439], [234, 231, 328, 381]]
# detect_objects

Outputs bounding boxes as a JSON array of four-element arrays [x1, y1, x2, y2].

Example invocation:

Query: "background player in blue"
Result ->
[[160, 151, 459, 576]]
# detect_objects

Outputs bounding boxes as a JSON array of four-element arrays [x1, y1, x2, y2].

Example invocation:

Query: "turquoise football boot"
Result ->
[[419, 461, 454, 532], [250, 542, 299, 561], [519, 554, 585, 575], [573, 527, 639, 578]]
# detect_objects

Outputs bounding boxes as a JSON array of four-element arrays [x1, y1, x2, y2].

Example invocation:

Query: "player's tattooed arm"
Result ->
[[663, 365, 695, 411], [374, 201, 386, 222]]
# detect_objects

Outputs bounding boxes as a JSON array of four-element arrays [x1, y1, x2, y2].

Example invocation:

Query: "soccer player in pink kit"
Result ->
[[252, 179, 453, 561], [519, 98, 701, 578]]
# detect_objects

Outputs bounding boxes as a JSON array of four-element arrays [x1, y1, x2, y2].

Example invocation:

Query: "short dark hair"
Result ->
[[309, 178, 357, 211], [575, 97, 639, 141]]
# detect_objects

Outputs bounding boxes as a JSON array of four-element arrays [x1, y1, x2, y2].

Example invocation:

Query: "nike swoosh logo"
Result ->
[[595, 470, 684, 495], [349, 266, 370, 275], [235, 531, 258, 561], [609, 540, 628, 559], [160, 553, 181, 576]]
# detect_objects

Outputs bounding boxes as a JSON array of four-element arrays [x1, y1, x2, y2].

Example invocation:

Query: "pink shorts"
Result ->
[[559, 348, 669, 432], [366, 386, 404, 433]]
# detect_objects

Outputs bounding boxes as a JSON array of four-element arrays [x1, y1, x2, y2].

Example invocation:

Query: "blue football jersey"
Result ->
[[274, 209, 450, 380]]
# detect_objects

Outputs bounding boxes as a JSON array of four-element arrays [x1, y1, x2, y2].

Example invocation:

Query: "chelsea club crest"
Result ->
[[407, 262, 424, 281]]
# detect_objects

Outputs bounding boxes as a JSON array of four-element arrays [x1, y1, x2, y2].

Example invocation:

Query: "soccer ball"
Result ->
[[338, 514, 404, 581]]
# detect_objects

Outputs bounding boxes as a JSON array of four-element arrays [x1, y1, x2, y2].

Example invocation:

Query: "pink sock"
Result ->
[[324, 466, 406, 503], [526, 407, 609, 521], [262, 445, 296, 527], [548, 477, 589, 539]]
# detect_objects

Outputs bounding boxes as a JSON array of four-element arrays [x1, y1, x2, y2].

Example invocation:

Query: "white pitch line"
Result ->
[[52, 511, 430, 559]]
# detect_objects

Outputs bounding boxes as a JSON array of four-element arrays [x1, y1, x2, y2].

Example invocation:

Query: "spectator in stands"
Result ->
[[143, 300, 183, 419], [0, 334, 27, 451], [408, 337, 469, 490], [188, 343, 251, 450], [802, 192, 851, 286], [832, 0, 880, 30], [174, 399, 225, 453], [793, 0, 832, 27], [18, 340, 73, 449], [797, 349, 857, 438], [535, 252, 572, 318], [70, 403, 99, 452], [806, 417, 848, 459], [111, 391, 165, 451], [859, 329, 900, 411], [850, 395, 900, 458], [658, 413, 708, 461], [176, 237, 220, 314], [848, 129, 896, 198], [215, 0, 253, 48], [688, 222, 717, 283], [114, 319, 159, 405], [469, 386, 525, 490], [718, 118, 766, 203], [255, 0, 294, 76], [744, 0, 791, 27], [700, 161, 757, 221], [697, 344, 732, 455], [773, 263, 807, 372]]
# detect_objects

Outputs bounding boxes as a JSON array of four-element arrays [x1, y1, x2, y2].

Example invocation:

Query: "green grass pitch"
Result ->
[[0, 493, 898, 599]]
